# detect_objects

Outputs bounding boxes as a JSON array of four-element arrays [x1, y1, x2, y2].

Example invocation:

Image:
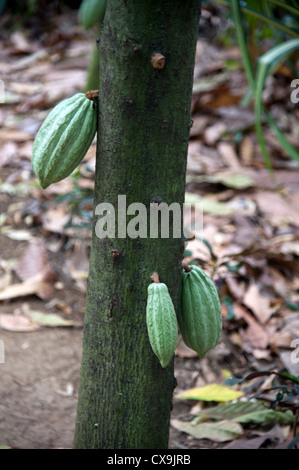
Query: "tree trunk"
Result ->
[[73, 0, 201, 449]]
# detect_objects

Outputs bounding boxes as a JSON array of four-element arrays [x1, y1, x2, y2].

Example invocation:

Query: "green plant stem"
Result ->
[[218, 0, 299, 36], [230, 0, 255, 91], [263, 0, 299, 18]]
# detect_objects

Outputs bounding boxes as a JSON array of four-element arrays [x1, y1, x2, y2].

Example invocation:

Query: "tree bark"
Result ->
[[73, 0, 201, 449]]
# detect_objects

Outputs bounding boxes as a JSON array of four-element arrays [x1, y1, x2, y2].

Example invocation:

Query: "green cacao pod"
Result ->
[[32, 92, 97, 189], [78, 0, 107, 30], [146, 276, 178, 368], [177, 265, 222, 358]]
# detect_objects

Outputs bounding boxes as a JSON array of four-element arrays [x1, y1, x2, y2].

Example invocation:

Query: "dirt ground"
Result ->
[[0, 318, 241, 449], [0, 328, 82, 449], [0, 201, 243, 450], [0, 218, 243, 450], [1, 3, 299, 450]]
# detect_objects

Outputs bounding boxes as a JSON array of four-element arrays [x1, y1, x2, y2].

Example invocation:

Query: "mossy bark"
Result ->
[[73, 0, 201, 449]]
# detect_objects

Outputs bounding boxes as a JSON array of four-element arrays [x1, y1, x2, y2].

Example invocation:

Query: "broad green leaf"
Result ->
[[171, 418, 243, 442], [175, 384, 244, 402], [235, 409, 294, 425], [192, 400, 265, 422], [27, 312, 74, 327], [192, 400, 294, 425]]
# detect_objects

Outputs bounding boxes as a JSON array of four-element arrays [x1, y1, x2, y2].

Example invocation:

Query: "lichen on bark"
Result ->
[[73, 0, 201, 449]]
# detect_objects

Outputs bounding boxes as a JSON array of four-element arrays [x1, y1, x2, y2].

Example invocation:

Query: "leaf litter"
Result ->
[[0, 2, 298, 449]]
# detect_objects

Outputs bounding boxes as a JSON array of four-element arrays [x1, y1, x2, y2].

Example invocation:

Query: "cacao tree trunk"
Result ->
[[73, 0, 201, 449]]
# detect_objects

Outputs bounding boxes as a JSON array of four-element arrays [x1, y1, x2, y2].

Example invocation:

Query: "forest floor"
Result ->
[[0, 3, 298, 450]]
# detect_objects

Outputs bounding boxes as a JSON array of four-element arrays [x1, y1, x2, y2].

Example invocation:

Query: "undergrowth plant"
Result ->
[[225, 370, 299, 448], [216, 0, 299, 169]]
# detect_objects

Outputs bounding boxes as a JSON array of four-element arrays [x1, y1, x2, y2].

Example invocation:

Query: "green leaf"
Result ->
[[175, 384, 244, 402], [255, 39, 299, 169], [221, 295, 236, 320], [263, 107, 299, 165], [283, 372, 299, 384], [192, 400, 295, 426], [219, 0, 299, 37], [201, 238, 217, 261], [288, 433, 299, 449], [0, 1, 6, 16], [230, 0, 255, 91], [227, 1, 299, 169], [192, 400, 265, 422], [285, 300, 299, 311], [235, 408, 294, 425], [171, 418, 243, 442], [183, 249, 193, 257], [27, 312, 74, 327]]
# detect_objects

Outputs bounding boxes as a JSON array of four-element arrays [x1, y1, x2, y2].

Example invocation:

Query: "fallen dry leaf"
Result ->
[[13, 241, 57, 299], [232, 302, 269, 350], [0, 269, 12, 291], [0, 128, 33, 142], [222, 433, 283, 449], [42, 204, 71, 234], [0, 142, 18, 168], [0, 271, 56, 301], [217, 142, 242, 170], [269, 332, 294, 349], [0, 313, 40, 332], [240, 136, 254, 165], [15, 241, 52, 281], [243, 283, 273, 323], [253, 192, 299, 228], [204, 122, 227, 145]]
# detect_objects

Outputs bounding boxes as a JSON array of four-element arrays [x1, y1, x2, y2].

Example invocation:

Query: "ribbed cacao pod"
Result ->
[[177, 265, 222, 357], [146, 276, 178, 368], [78, 0, 107, 30], [31, 92, 97, 189]]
